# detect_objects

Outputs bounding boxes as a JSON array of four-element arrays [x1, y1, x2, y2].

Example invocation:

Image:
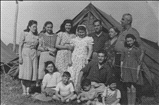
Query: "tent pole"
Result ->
[[13, 0, 19, 52]]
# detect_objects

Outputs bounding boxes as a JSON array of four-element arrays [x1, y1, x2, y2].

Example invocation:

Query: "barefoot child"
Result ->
[[53, 71, 77, 103]]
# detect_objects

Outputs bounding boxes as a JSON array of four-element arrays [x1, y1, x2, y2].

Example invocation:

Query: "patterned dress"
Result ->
[[38, 33, 57, 80], [19, 32, 39, 81], [55, 32, 76, 73], [68, 36, 93, 86], [121, 46, 143, 84]]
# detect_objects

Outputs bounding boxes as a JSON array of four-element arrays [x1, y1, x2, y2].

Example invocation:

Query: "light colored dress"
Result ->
[[19, 32, 39, 81], [55, 32, 76, 73], [68, 36, 93, 86], [38, 33, 57, 80]]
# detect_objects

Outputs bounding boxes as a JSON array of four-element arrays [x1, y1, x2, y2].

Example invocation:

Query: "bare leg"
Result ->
[[21, 80, 26, 95], [127, 87, 131, 105], [131, 85, 136, 105], [52, 95, 60, 101], [26, 87, 30, 95]]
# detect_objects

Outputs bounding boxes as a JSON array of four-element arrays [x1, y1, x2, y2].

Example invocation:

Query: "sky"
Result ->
[[1, 1, 159, 45]]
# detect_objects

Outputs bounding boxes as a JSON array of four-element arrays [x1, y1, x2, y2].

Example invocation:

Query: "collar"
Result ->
[[95, 31, 103, 37]]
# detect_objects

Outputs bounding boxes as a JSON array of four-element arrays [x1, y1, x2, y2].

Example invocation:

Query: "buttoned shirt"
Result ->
[[89, 31, 109, 52], [81, 61, 112, 84]]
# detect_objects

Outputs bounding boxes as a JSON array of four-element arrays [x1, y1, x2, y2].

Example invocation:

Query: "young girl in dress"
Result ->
[[121, 34, 144, 105], [53, 71, 77, 103], [68, 25, 93, 87], [101, 77, 121, 105], [77, 79, 97, 105], [32, 61, 61, 101]]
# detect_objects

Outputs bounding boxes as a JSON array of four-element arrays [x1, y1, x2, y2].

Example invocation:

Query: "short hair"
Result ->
[[81, 79, 91, 89], [93, 19, 102, 25], [62, 71, 71, 78], [124, 34, 139, 47], [44, 61, 57, 73], [97, 50, 107, 57], [123, 13, 133, 25], [107, 77, 118, 86]]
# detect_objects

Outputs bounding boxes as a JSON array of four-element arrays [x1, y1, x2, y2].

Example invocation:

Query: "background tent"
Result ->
[[1, 40, 18, 74], [1, 40, 17, 64], [61, 3, 159, 95]]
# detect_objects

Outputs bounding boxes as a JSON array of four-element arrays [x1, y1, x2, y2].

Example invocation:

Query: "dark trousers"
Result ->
[[114, 53, 128, 105]]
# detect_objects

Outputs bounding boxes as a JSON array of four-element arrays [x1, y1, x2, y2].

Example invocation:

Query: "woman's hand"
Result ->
[[47, 47, 56, 52], [19, 57, 23, 65], [68, 59, 72, 67]]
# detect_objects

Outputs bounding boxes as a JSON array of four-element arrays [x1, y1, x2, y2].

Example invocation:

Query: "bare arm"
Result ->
[[55, 35, 69, 50], [102, 96, 106, 105], [87, 44, 93, 60]]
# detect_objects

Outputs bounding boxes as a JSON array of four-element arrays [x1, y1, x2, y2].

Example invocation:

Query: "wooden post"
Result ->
[[13, 0, 19, 52]]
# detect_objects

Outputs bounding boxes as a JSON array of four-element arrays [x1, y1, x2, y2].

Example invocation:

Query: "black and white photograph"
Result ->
[[1, 1, 159, 105]]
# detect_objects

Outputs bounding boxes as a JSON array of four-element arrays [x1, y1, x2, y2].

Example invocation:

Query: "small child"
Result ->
[[101, 77, 121, 105], [53, 71, 77, 103], [77, 79, 97, 105], [32, 61, 61, 101]]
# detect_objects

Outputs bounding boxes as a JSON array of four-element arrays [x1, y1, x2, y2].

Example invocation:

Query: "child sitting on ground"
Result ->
[[53, 71, 77, 103], [100, 77, 121, 105], [77, 79, 98, 105], [32, 61, 61, 101]]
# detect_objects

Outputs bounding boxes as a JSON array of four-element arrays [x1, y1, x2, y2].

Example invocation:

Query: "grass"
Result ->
[[1, 74, 81, 105], [1, 73, 158, 105]]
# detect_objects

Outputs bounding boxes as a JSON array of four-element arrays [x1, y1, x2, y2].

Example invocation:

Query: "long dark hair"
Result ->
[[40, 21, 53, 34], [44, 61, 57, 74], [124, 34, 139, 48], [24, 20, 38, 35], [59, 19, 73, 33]]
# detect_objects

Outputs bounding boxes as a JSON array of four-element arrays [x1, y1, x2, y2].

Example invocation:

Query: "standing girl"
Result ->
[[19, 20, 39, 95], [69, 25, 93, 87], [38, 21, 57, 80], [120, 34, 144, 105], [55, 19, 76, 73]]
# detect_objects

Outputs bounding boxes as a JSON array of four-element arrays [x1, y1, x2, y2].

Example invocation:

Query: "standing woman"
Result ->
[[38, 21, 57, 80], [19, 20, 39, 95], [55, 19, 76, 74], [104, 27, 120, 67], [120, 34, 144, 105]]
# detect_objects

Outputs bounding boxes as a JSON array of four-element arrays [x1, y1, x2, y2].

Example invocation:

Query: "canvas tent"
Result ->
[[63, 3, 159, 91], [1, 40, 18, 74]]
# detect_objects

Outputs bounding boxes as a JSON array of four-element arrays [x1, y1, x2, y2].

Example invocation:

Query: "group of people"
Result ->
[[18, 13, 145, 105]]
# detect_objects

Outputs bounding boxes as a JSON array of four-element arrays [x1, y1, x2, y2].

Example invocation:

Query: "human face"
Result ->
[[98, 53, 106, 64], [78, 30, 86, 38], [62, 76, 69, 85], [120, 15, 129, 27], [94, 21, 102, 33], [83, 85, 91, 92], [126, 37, 135, 47], [109, 28, 117, 39], [46, 64, 54, 73], [109, 83, 117, 91], [45, 24, 53, 34], [29, 24, 37, 33], [65, 23, 72, 32]]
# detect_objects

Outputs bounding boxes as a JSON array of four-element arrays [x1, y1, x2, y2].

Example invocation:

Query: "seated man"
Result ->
[[76, 50, 113, 94]]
